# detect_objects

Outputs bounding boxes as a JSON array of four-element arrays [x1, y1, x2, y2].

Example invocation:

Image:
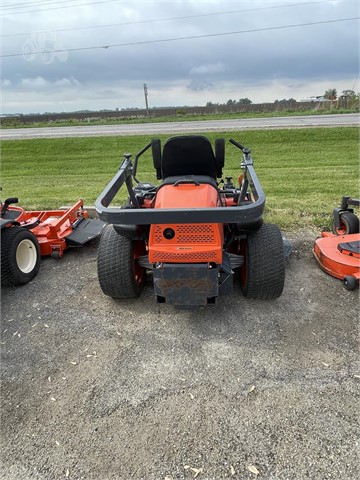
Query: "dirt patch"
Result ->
[[1, 232, 359, 480]]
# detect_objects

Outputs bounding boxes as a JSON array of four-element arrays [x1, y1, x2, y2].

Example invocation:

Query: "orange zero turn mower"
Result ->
[[95, 135, 289, 307]]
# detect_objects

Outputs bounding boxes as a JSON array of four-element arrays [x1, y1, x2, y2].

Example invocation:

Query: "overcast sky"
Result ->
[[1, 0, 359, 114]]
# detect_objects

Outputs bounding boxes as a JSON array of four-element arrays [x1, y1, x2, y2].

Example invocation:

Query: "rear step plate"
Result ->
[[66, 218, 106, 246]]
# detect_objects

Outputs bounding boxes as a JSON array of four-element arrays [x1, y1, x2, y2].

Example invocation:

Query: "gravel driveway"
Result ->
[[1, 232, 358, 480]]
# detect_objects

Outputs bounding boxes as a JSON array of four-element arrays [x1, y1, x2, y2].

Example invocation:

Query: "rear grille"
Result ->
[[150, 223, 222, 264], [152, 251, 217, 262], [178, 234, 215, 243], [177, 225, 213, 233], [153, 224, 215, 244]]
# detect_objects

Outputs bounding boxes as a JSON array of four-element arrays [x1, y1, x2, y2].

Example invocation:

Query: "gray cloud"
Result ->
[[1, 0, 359, 113], [187, 79, 214, 91]]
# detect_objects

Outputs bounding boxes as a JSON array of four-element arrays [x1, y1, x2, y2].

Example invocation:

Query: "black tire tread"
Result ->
[[242, 223, 285, 300], [1, 226, 40, 287], [97, 224, 144, 299]]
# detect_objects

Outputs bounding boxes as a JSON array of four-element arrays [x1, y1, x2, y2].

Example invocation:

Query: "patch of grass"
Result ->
[[1, 127, 359, 231]]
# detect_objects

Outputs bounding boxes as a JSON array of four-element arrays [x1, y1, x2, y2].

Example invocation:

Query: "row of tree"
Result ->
[[206, 98, 252, 107], [206, 90, 358, 107], [324, 89, 358, 100]]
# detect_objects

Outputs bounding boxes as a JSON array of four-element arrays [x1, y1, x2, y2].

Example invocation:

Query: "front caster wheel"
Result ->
[[333, 212, 359, 235]]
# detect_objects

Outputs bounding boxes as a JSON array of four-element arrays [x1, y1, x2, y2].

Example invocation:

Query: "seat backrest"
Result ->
[[151, 138, 162, 179], [161, 135, 217, 179]]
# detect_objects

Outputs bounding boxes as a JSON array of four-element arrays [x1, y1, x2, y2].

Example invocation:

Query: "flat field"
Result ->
[[1, 127, 359, 230]]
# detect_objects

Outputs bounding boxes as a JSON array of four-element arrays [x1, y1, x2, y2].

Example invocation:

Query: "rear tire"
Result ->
[[241, 223, 285, 300], [97, 224, 145, 298], [1, 226, 41, 287], [333, 212, 359, 235]]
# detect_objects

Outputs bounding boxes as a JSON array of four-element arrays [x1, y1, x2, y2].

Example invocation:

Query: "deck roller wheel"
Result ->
[[343, 275, 358, 291]]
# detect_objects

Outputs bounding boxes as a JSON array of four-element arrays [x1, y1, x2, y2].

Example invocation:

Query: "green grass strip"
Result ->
[[1, 127, 359, 231]]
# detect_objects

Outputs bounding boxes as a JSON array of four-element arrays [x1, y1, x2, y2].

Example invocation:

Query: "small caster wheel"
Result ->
[[343, 276, 357, 291], [333, 212, 359, 235]]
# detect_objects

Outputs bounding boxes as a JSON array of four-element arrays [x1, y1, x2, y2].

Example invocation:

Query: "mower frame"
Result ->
[[95, 139, 265, 226]]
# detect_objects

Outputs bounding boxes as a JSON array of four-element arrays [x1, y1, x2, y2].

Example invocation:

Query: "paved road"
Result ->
[[1, 113, 359, 140]]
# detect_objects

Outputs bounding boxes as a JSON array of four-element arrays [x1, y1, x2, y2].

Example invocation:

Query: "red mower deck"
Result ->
[[314, 232, 359, 287], [313, 195, 359, 290], [1, 198, 105, 287]]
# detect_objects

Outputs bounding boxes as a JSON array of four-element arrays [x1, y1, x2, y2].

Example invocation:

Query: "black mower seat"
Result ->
[[152, 135, 224, 180]]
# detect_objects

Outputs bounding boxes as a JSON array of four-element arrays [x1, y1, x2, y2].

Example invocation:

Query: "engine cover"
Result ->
[[148, 183, 223, 264]]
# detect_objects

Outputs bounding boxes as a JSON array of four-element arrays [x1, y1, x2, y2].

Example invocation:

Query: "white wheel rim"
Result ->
[[16, 239, 37, 273]]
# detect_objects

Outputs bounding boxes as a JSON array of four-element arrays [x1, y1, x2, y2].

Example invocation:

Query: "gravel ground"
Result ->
[[1, 231, 359, 480]]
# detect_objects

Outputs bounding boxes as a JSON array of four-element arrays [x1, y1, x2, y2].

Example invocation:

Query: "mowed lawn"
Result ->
[[1, 127, 359, 230]]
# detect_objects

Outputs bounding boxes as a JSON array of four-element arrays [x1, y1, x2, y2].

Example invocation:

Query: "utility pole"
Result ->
[[143, 83, 149, 117]]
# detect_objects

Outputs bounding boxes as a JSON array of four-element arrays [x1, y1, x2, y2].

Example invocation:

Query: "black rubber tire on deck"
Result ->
[[343, 275, 357, 291], [97, 224, 145, 299], [332, 212, 359, 235], [241, 223, 285, 300], [1, 226, 41, 287]]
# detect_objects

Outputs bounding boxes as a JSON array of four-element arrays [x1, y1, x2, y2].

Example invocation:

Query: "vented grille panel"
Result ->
[[154, 225, 163, 243], [153, 251, 217, 262], [177, 235, 215, 243], [153, 224, 216, 244], [177, 225, 213, 233]]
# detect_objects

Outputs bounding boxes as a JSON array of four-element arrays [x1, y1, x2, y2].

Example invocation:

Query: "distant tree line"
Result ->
[[274, 98, 297, 104], [205, 89, 359, 107], [206, 98, 252, 107], [324, 89, 359, 107]]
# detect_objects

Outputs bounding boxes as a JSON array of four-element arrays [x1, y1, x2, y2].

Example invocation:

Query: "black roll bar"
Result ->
[[95, 140, 266, 225]]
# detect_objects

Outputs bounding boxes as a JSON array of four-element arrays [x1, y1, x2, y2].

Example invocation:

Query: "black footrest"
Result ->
[[66, 218, 106, 246]]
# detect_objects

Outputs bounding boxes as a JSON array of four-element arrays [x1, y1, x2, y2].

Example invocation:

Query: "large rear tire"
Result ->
[[241, 223, 285, 300], [1, 226, 41, 287], [97, 224, 145, 299]]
